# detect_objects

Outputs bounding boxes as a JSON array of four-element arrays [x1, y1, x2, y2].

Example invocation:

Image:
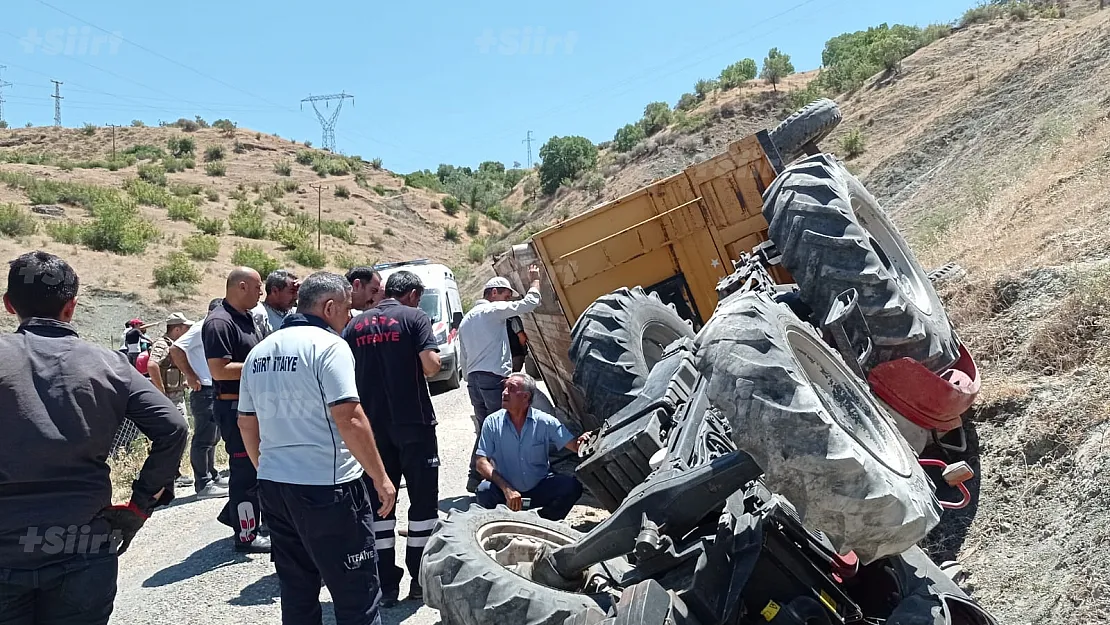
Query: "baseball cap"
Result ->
[[165, 312, 195, 327], [128, 318, 153, 329], [483, 276, 519, 297]]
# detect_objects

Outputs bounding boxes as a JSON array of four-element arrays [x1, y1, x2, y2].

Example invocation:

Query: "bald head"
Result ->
[[224, 266, 262, 312]]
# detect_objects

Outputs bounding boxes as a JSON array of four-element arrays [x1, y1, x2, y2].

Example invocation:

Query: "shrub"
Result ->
[[761, 48, 795, 91], [171, 118, 200, 132], [840, 128, 865, 158], [281, 179, 299, 193], [334, 185, 350, 199], [261, 184, 283, 202], [303, 140, 312, 148], [719, 58, 757, 89], [467, 241, 486, 263], [373, 185, 387, 196], [0, 204, 37, 237], [167, 198, 201, 222], [231, 244, 279, 277], [443, 196, 464, 216], [153, 252, 201, 287], [137, 163, 167, 186], [81, 123, 96, 136], [213, 118, 237, 137], [169, 183, 202, 197], [640, 102, 673, 136], [295, 149, 315, 166], [167, 136, 195, 157], [270, 222, 312, 250], [320, 219, 356, 244], [584, 171, 605, 198], [81, 202, 160, 255], [465, 212, 480, 236], [674, 111, 708, 133], [130, 120, 145, 127], [233, 140, 247, 154], [195, 216, 226, 235], [383, 227, 394, 236], [444, 225, 460, 242], [204, 145, 225, 161], [288, 246, 326, 269], [45, 221, 83, 244], [229, 202, 267, 239], [613, 123, 646, 152], [205, 189, 219, 202], [182, 234, 220, 260], [0, 120, 7, 129], [538, 136, 598, 195], [273, 159, 292, 176], [124, 178, 173, 207], [694, 78, 718, 100], [370, 157, 383, 169], [675, 93, 698, 112], [205, 161, 226, 177], [369, 234, 384, 250]]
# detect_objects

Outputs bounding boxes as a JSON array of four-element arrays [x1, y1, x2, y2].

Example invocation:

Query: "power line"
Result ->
[[51, 80, 62, 127], [301, 92, 354, 152], [0, 66, 11, 125]]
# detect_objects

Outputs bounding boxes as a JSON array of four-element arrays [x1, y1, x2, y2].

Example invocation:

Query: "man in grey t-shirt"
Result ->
[[238, 271, 396, 625]]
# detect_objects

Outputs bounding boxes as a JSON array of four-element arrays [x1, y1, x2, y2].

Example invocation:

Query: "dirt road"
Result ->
[[110, 380, 600, 625]]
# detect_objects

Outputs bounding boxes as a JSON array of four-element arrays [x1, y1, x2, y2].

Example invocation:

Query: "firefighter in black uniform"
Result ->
[[343, 270, 441, 606]]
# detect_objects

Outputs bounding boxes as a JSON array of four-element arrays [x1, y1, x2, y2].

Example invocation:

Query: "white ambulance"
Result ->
[[374, 259, 465, 390]]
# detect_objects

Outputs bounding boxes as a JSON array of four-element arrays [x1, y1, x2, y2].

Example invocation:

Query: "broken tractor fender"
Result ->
[[868, 342, 981, 434]]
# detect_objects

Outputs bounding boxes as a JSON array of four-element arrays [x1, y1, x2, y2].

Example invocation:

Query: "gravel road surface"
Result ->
[[110, 380, 605, 625]]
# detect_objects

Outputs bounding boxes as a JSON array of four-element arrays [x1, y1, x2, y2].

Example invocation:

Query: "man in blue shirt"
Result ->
[[474, 372, 587, 521]]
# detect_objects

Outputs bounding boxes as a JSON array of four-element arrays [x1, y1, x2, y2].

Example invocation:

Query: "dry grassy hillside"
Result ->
[[0, 125, 487, 341]]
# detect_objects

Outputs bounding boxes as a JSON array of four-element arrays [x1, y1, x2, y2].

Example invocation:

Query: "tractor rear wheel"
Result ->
[[768, 98, 843, 165]]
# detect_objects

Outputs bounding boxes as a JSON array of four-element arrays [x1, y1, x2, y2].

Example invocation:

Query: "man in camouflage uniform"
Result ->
[[148, 313, 195, 415]]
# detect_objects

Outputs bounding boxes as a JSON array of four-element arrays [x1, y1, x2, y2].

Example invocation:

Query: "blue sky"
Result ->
[[1, 0, 972, 174]]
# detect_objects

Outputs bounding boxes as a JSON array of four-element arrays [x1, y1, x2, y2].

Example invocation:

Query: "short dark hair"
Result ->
[[6, 251, 79, 319], [385, 270, 423, 298], [264, 269, 297, 296], [345, 266, 380, 285], [207, 297, 223, 312]]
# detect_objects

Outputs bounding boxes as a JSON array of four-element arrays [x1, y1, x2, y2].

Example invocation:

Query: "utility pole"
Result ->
[[0, 66, 11, 127], [522, 130, 534, 168], [106, 124, 118, 159], [51, 80, 63, 127], [309, 183, 327, 250], [300, 92, 354, 152]]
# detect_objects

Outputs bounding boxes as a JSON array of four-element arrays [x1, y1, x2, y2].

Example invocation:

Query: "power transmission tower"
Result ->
[[309, 183, 328, 250], [522, 130, 534, 168], [106, 123, 118, 159], [51, 80, 63, 127], [0, 66, 12, 126], [300, 92, 353, 152]]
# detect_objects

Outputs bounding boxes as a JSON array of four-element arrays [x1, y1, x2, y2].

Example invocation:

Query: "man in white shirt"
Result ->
[[457, 265, 542, 492], [237, 271, 396, 625], [169, 298, 230, 499]]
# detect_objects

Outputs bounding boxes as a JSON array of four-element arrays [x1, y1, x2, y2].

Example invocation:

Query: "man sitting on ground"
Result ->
[[474, 372, 587, 521]]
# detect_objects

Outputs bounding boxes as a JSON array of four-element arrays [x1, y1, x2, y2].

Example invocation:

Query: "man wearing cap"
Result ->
[[457, 265, 542, 492], [123, 318, 153, 366], [170, 299, 231, 499], [147, 313, 194, 416]]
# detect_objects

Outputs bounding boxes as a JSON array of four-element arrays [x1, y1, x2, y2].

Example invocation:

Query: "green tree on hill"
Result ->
[[640, 102, 673, 136], [761, 48, 794, 91], [719, 58, 757, 90], [538, 136, 598, 195], [614, 123, 646, 153]]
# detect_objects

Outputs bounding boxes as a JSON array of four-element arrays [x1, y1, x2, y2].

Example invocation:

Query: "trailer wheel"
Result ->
[[420, 505, 611, 625], [695, 291, 941, 564], [762, 153, 961, 372], [768, 98, 843, 165], [569, 287, 694, 424]]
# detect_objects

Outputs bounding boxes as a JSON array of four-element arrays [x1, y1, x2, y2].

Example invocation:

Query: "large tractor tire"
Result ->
[[768, 98, 842, 165], [762, 153, 961, 372], [420, 505, 611, 625], [695, 291, 942, 564], [569, 287, 695, 424]]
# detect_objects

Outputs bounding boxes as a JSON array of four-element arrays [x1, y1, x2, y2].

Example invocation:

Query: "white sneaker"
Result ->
[[196, 482, 230, 500]]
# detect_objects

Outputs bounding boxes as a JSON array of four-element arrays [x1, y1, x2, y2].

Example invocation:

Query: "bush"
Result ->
[[281, 179, 299, 193], [131, 120, 145, 127], [170, 183, 203, 197], [719, 58, 757, 89], [320, 219, 356, 244], [229, 202, 267, 239], [182, 234, 220, 260], [467, 241, 486, 263], [167, 198, 201, 222], [273, 159, 292, 176], [372, 185, 387, 196], [270, 222, 312, 250], [195, 216, 226, 235], [303, 140, 311, 148], [288, 246, 327, 269], [81, 123, 96, 136], [761, 48, 795, 91], [370, 157, 383, 169], [81, 202, 160, 255], [213, 119, 237, 137], [204, 145, 225, 162], [613, 123, 647, 152], [205, 189, 219, 202], [538, 135, 598, 195], [442, 196, 460, 215], [261, 184, 283, 202], [167, 136, 195, 157], [465, 212, 480, 236], [124, 178, 173, 207], [694, 78, 718, 100], [153, 252, 201, 287], [675, 93, 698, 112], [334, 185, 350, 199], [45, 221, 83, 244], [137, 163, 167, 186], [674, 111, 708, 134], [232, 244, 279, 278], [640, 102, 673, 136], [444, 225, 460, 242], [0, 204, 37, 237], [205, 162, 226, 177], [840, 128, 865, 158], [295, 149, 315, 166], [584, 171, 605, 198]]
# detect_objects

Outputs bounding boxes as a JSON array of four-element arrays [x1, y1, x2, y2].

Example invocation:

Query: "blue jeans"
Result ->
[[466, 372, 506, 483], [0, 554, 117, 625], [476, 474, 583, 521]]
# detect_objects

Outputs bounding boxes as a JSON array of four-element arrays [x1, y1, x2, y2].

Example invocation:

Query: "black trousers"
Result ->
[[259, 479, 382, 625], [214, 398, 263, 543], [189, 385, 221, 491], [0, 554, 117, 625], [361, 423, 439, 594]]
